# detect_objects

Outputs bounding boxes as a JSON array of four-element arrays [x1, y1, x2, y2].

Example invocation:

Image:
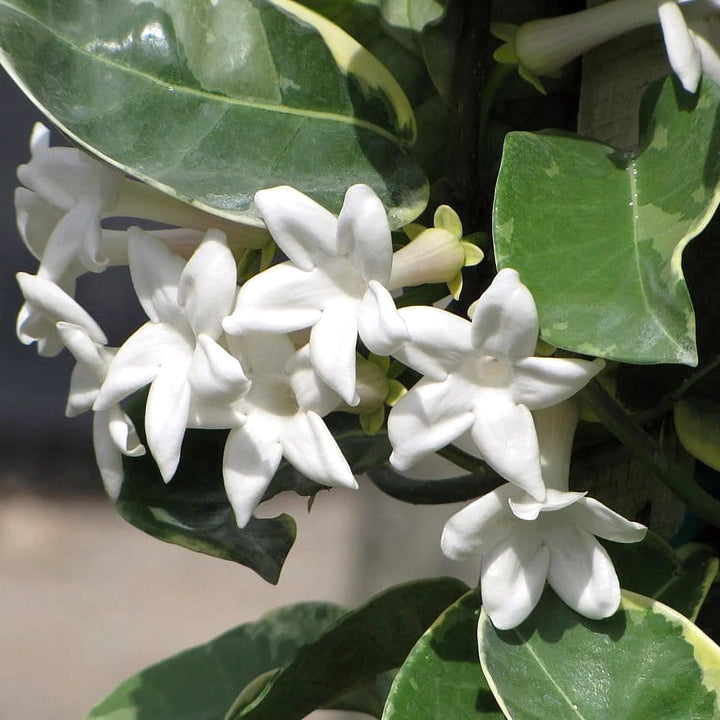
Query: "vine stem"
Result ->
[[581, 378, 720, 529], [477, 62, 514, 168], [636, 355, 720, 424]]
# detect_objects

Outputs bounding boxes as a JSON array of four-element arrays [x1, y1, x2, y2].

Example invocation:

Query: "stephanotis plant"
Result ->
[[4, 0, 720, 718]]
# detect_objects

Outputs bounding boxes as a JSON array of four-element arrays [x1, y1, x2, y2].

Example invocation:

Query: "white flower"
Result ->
[[57, 321, 145, 500], [223, 184, 408, 406], [94, 228, 249, 482], [200, 334, 358, 528], [16, 272, 107, 357], [494, 0, 720, 94], [14, 270, 144, 498], [17, 123, 124, 280], [660, 0, 720, 92], [441, 402, 647, 630], [388, 269, 604, 499]]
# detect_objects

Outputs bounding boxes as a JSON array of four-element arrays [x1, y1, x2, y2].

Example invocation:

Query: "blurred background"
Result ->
[[0, 71, 478, 719]]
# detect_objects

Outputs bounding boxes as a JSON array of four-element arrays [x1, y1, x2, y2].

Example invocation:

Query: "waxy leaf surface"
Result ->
[[494, 77, 720, 365], [479, 588, 720, 720], [86, 602, 348, 720], [383, 590, 503, 719], [0, 0, 428, 228], [230, 577, 468, 719], [117, 398, 390, 582], [606, 532, 718, 621]]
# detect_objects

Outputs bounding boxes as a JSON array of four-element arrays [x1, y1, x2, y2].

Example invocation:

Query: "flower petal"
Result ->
[[177, 230, 237, 338], [481, 526, 550, 630], [471, 268, 538, 362], [254, 186, 338, 269], [441, 485, 517, 561], [568, 497, 647, 543], [513, 357, 604, 409], [659, 1, 702, 92], [281, 411, 358, 489], [338, 184, 392, 283], [16, 272, 107, 345], [15, 187, 61, 260], [187, 334, 249, 401], [94, 323, 188, 410], [287, 345, 341, 416], [393, 305, 473, 380], [93, 406, 145, 501], [310, 299, 359, 405], [144, 362, 192, 482], [224, 262, 325, 335], [128, 227, 185, 324], [93, 410, 125, 501], [107, 404, 145, 458], [545, 523, 621, 620], [357, 281, 409, 356], [388, 377, 475, 471], [223, 421, 283, 527], [471, 389, 545, 500], [509, 488, 586, 521]]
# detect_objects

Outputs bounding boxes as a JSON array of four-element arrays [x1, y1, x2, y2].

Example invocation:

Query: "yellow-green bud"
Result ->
[[389, 205, 483, 299]]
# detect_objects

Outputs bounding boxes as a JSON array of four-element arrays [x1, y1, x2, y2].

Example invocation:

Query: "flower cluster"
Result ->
[[15, 128, 645, 629]]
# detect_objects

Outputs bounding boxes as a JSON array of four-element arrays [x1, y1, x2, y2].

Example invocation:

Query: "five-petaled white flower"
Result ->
[[441, 402, 647, 630], [388, 269, 604, 500], [57, 321, 145, 501], [223, 184, 408, 406], [194, 333, 358, 528], [16, 123, 124, 281], [94, 228, 249, 482], [16, 271, 108, 357]]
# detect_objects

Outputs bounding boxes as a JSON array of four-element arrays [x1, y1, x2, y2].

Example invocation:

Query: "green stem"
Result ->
[[477, 63, 513, 169], [437, 443, 489, 475], [581, 379, 720, 529], [636, 355, 720, 425]]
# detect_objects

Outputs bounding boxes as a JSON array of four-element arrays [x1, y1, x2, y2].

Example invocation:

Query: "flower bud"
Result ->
[[493, 0, 660, 91], [389, 205, 483, 298]]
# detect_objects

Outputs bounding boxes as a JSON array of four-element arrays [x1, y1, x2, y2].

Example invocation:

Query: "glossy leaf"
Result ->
[[0, 0, 428, 228], [494, 76, 720, 365], [293, 0, 450, 182], [383, 590, 503, 719], [86, 602, 348, 720], [230, 577, 469, 720], [117, 396, 392, 582], [479, 588, 720, 720], [117, 423, 296, 585], [605, 531, 719, 621]]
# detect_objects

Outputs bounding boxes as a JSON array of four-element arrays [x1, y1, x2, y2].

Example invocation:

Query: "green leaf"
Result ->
[[117, 396, 392, 582], [230, 577, 469, 719], [0, 0, 428, 228], [86, 602, 348, 720], [494, 76, 720, 365], [478, 588, 720, 720], [117, 423, 296, 585], [383, 590, 503, 719], [604, 531, 719, 621]]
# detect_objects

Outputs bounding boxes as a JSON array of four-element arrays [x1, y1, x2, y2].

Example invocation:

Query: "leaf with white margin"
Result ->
[[383, 590, 504, 720], [494, 76, 720, 365], [0, 0, 427, 229], [478, 587, 720, 720]]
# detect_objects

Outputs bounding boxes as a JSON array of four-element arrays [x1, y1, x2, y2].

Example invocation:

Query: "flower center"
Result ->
[[473, 355, 512, 387], [246, 375, 299, 417]]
